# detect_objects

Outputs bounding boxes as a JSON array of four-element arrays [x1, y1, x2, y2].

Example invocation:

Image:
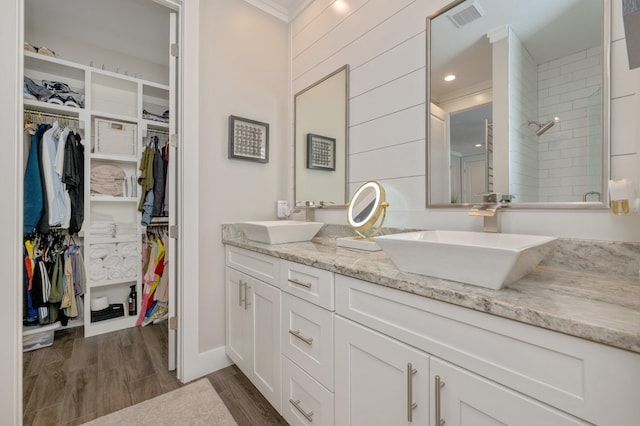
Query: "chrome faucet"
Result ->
[[293, 201, 316, 222], [469, 192, 508, 233]]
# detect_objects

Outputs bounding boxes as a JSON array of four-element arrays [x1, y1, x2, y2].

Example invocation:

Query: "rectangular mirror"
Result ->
[[295, 65, 349, 206], [427, 0, 610, 208]]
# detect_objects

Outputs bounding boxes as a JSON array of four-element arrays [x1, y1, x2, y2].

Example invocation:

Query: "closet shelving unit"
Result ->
[[23, 50, 170, 338]]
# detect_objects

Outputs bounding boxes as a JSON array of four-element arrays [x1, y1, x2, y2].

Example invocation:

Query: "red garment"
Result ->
[[25, 256, 34, 291]]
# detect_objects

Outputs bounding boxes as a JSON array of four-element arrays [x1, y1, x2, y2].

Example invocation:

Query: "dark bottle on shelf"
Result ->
[[128, 284, 137, 316]]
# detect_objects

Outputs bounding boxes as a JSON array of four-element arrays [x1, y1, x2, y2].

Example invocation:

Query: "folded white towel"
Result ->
[[90, 267, 107, 281], [90, 258, 103, 271], [108, 268, 124, 280], [124, 267, 138, 279], [90, 243, 117, 259], [123, 255, 139, 270], [103, 254, 123, 269], [117, 242, 138, 257]]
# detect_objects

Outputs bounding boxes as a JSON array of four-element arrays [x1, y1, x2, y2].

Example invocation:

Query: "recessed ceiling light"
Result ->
[[333, 0, 349, 13], [444, 74, 456, 82], [475, 143, 482, 147]]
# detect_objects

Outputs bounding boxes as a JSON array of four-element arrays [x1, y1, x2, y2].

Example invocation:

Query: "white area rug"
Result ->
[[82, 378, 237, 425]]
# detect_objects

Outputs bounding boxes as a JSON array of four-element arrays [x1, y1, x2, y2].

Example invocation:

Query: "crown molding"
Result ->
[[242, 0, 313, 22]]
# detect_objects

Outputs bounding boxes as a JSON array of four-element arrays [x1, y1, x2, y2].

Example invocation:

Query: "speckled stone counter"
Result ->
[[222, 224, 640, 354]]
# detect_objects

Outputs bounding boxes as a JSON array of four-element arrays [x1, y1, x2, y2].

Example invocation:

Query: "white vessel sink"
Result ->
[[374, 230, 556, 289], [237, 221, 323, 244]]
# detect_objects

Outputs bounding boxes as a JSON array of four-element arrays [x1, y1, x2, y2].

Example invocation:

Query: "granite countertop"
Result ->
[[222, 225, 640, 355]]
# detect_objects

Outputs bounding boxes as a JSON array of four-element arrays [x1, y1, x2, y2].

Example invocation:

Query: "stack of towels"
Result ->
[[90, 165, 126, 197], [90, 222, 138, 239], [90, 242, 139, 281]]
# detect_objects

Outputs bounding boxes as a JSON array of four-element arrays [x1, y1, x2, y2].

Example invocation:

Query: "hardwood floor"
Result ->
[[23, 324, 286, 425]]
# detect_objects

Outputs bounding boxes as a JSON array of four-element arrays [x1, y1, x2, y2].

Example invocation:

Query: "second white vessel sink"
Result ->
[[238, 220, 323, 244], [374, 230, 556, 289]]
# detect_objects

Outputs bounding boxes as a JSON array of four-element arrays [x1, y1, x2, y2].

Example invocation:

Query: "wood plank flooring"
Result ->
[[23, 324, 286, 425]]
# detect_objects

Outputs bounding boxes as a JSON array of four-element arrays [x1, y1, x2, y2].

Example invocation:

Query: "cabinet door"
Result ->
[[430, 358, 588, 426], [335, 316, 429, 426], [249, 278, 282, 412], [225, 267, 250, 370]]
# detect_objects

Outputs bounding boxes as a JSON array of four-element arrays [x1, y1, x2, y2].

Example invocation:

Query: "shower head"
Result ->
[[528, 117, 559, 136]]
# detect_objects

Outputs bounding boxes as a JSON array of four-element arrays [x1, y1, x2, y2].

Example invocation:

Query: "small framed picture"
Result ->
[[228, 115, 269, 163], [306, 133, 336, 171]]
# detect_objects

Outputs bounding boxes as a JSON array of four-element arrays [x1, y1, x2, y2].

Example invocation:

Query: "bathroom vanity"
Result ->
[[223, 224, 640, 426]]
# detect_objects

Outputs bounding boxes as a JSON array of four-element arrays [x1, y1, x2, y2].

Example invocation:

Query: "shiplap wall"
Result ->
[[292, 0, 640, 242]]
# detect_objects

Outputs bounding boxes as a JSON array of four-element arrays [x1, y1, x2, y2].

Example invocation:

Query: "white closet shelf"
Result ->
[[59, 318, 84, 330], [92, 111, 138, 124], [89, 236, 139, 244], [90, 153, 138, 163], [89, 278, 139, 288], [143, 120, 169, 130], [85, 315, 137, 337], [90, 196, 138, 203], [25, 51, 85, 72], [24, 99, 84, 116]]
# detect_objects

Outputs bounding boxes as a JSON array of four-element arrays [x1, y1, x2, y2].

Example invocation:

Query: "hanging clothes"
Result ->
[[136, 231, 168, 326], [22, 232, 86, 328], [23, 124, 49, 233], [63, 131, 85, 234], [24, 118, 85, 234], [151, 143, 165, 216], [138, 142, 155, 211], [162, 144, 170, 216], [42, 122, 68, 226]]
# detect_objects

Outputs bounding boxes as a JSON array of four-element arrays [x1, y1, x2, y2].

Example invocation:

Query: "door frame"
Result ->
[[5, 0, 202, 421]]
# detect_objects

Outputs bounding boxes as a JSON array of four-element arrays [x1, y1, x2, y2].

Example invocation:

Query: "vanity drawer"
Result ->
[[282, 293, 334, 391], [225, 246, 279, 286], [282, 356, 334, 426], [335, 274, 640, 426], [280, 260, 334, 310]]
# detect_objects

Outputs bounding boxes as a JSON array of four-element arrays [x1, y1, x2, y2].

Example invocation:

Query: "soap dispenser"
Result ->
[[128, 285, 137, 316]]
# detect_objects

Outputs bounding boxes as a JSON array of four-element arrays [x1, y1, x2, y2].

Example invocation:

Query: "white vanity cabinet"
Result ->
[[280, 260, 335, 426], [335, 274, 640, 426], [224, 242, 640, 426], [225, 246, 281, 412], [335, 316, 430, 426]]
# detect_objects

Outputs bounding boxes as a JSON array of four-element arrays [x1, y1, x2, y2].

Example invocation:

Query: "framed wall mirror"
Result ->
[[295, 65, 349, 206], [427, 0, 610, 208]]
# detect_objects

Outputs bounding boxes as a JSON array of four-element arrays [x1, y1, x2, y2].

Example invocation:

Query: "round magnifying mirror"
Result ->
[[347, 181, 389, 239]]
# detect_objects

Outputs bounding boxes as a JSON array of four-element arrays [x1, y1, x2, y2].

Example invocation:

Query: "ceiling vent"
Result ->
[[447, 1, 485, 28]]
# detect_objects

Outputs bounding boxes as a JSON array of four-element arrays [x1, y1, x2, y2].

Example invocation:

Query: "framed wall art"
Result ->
[[228, 115, 269, 163], [306, 133, 336, 171]]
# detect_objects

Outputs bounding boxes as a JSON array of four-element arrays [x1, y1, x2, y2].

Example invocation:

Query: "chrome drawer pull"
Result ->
[[407, 363, 417, 422], [244, 284, 251, 310], [238, 280, 244, 307], [289, 398, 314, 422], [435, 375, 446, 425], [289, 278, 312, 289], [289, 329, 313, 345]]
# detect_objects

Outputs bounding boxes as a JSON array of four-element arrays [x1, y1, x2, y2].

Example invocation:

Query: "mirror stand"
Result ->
[[336, 181, 388, 251]]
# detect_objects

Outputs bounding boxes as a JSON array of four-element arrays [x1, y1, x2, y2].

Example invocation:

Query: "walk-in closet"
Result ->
[[22, 0, 180, 422]]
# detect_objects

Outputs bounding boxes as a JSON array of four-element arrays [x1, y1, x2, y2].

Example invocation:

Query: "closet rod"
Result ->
[[147, 128, 169, 135], [24, 109, 80, 121], [145, 220, 169, 227]]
